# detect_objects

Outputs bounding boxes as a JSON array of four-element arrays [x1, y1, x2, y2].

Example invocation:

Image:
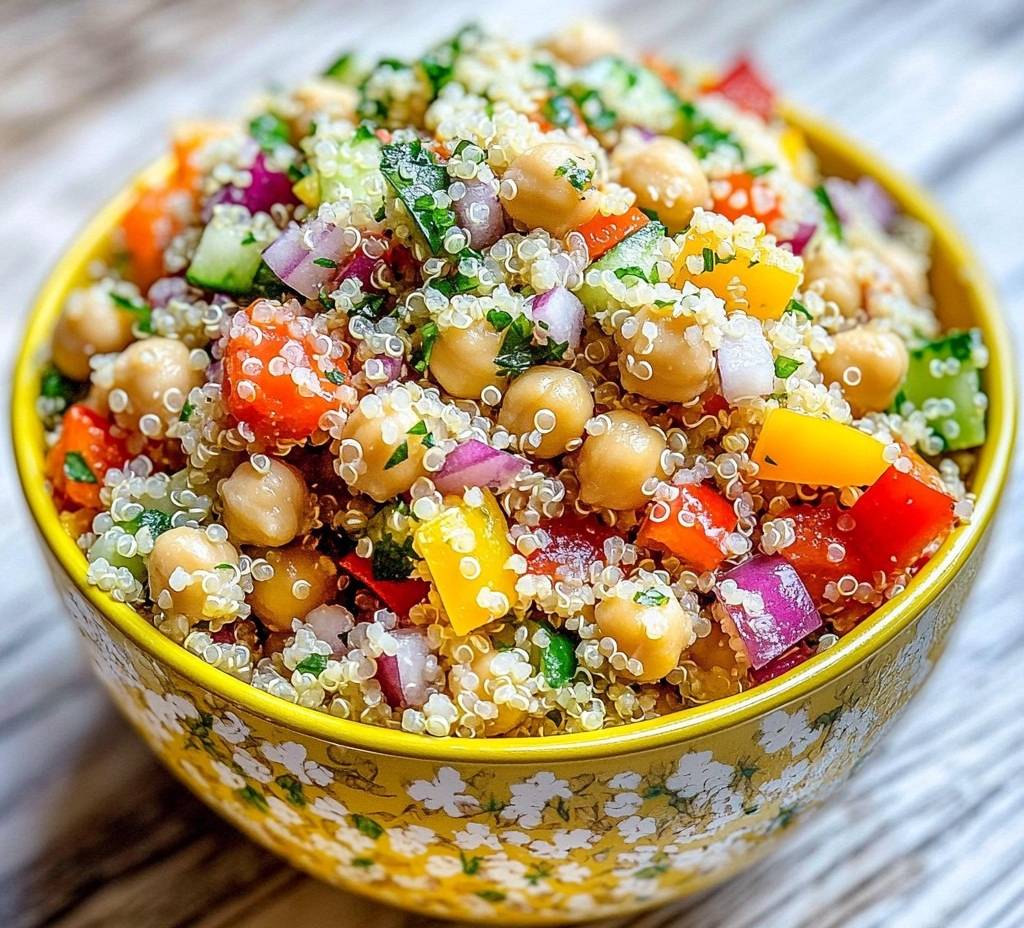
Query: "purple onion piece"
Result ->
[[433, 439, 527, 494], [780, 221, 817, 257], [262, 217, 352, 299], [338, 248, 380, 290], [146, 276, 191, 308], [203, 152, 298, 220], [369, 354, 403, 382], [856, 176, 897, 230], [376, 628, 432, 708], [529, 286, 585, 353], [716, 555, 822, 670], [454, 181, 506, 250]]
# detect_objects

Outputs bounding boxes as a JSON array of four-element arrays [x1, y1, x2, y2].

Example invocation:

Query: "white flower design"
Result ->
[[454, 822, 501, 851], [265, 795, 302, 827], [528, 828, 597, 859], [332, 821, 376, 855], [211, 711, 250, 744], [604, 791, 643, 818], [757, 707, 821, 757], [407, 766, 479, 817], [666, 750, 733, 798], [501, 772, 570, 828], [309, 795, 350, 824], [425, 854, 464, 878], [259, 740, 333, 786], [210, 759, 246, 790], [555, 861, 591, 884], [480, 854, 530, 890], [607, 771, 642, 790], [757, 758, 812, 807], [617, 815, 658, 844], [232, 748, 272, 783], [669, 830, 753, 876], [388, 824, 436, 857], [502, 829, 531, 846], [140, 689, 198, 742]]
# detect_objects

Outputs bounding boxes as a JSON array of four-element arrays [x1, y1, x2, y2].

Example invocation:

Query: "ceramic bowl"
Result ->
[[11, 106, 1016, 924]]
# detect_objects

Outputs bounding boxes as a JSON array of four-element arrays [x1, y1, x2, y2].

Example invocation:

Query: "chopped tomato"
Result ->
[[222, 300, 349, 444], [46, 404, 129, 509], [702, 393, 730, 418], [709, 57, 775, 121], [120, 184, 191, 289], [850, 446, 956, 576], [775, 503, 867, 605], [527, 514, 615, 582], [338, 552, 429, 621], [576, 206, 650, 261], [711, 171, 781, 226], [638, 483, 738, 572]]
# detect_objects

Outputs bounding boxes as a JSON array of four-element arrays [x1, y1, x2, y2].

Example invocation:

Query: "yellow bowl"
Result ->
[[11, 105, 1016, 924]]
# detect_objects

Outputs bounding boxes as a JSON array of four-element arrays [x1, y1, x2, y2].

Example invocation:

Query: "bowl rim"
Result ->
[[12, 104, 1017, 764]]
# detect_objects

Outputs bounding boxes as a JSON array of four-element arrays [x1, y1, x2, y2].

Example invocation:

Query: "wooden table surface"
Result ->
[[2, 1, 1023, 925]]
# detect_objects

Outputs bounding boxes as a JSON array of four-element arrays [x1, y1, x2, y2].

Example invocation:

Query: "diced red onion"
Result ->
[[717, 315, 774, 403], [303, 604, 355, 658], [856, 177, 897, 230], [146, 276, 190, 308], [716, 555, 822, 670], [780, 221, 817, 257], [204, 152, 298, 219], [369, 354, 403, 382], [530, 286, 585, 353], [262, 217, 352, 299], [376, 628, 432, 708], [434, 439, 527, 494], [337, 246, 379, 290], [748, 644, 814, 685], [454, 181, 506, 250]]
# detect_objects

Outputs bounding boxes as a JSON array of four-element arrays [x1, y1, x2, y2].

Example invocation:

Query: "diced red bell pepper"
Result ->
[[575, 206, 650, 261], [748, 644, 814, 685], [850, 446, 956, 576], [711, 171, 782, 226], [638, 483, 737, 572], [708, 57, 775, 121], [338, 552, 429, 621], [775, 503, 868, 605], [46, 403, 129, 509], [527, 514, 615, 582]]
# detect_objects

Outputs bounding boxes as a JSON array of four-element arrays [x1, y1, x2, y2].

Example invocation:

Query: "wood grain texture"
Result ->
[[0, 1, 1022, 925]]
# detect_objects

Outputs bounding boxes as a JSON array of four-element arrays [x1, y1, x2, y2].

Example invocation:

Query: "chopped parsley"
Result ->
[[39, 365, 79, 405], [371, 533, 418, 581], [486, 309, 514, 331], [785, 298, 812, 320], [633, 588, 670, 607], [383, 440, 409, 470], [349, 291, 388, 320], [413, 321, 439, 373], [813, 184, 844, 241], [678, 99, 744, 159], [313, 257, 338, 268], [542, 93, 580, 130], [63, 451, 96, 484], [379, 140, 455, 254], [248, 112, 291, 153], [774, 356, 801, 378], [240, 231, 257, 246], [702, 246, 716, 273], [110, 292, 153, 334], [493, 314, 568, 378], [418, 25, 480, 99], [554, 157, 594, 192], [407, 420, 428, 436], [568, 87, 617, 133], [295, 653, 329, 676], [748, 164, 776, 177], [119, 508, 173, 539], [532, 61, 559, 88], [325, 369, 346, 385], [614, 265, 649, 282], [178, 400, 195, 422]]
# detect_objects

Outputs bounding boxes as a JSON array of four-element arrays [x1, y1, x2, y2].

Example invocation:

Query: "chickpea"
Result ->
[[52, 285, 137, 381], [112, 337, 203, 427], [220, 457, 308, 547], [501, 142, 600, 237], [498, 366, 594, 459], [429, 319, 508, 399], [803, 243, 861, 318], [248, 544, 337, 633], [819, 326, 909, 417], [880, 241, 928, 304], [148, 526, 240, 623], [577, 409, 667, 511], [288, 78, 358, 136], [615, 306, 716, 404], [450, 650, 527, 736], [545, 19, 623, 67], [614, 137, 710, 233], [340, 401, 428, 502], [595, 587, 695, 682]]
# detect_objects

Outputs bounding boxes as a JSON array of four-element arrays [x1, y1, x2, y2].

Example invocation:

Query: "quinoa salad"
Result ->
[[39, 21, 988, 739]]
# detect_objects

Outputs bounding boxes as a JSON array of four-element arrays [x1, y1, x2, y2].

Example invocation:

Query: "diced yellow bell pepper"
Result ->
[[414, 490, 518, 635], [293, 171, 321, 209], [751, 408, 889, 487], [671, 215, 803, 321], [779, 126, 816, 186]]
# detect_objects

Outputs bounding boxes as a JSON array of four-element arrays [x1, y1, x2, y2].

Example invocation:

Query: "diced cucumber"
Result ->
[[570, 56, 684, 135], [186, 208, 267, 294], [312, 124, 384, 212], [380, 140, 454, 254], [896, 329, 988, 451], [575, 221, 667, 313]]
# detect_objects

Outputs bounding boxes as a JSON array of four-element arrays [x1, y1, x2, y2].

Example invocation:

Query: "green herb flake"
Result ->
[[413, 321, 439, 373], [554, 158, 594, 192], [785, 298, 812, 320], [747, 164, 776, 177], [214, 562, 235, 570], [813, 184, 844, 241], [379, 141, 455, 254], [371, 533, 419, 581], [633, 588, 670, 607], [407, 420, 428, 436], [613, 265, 649, 282], [476, 890, 506, 903], [240, 231, 257, 246], [135, 508, 172, 539], [179, 400, 195, 422], [702, 246, 716, 273], [493, 314, 568, 378], [296, 653, 329, 676], [248, 112, 292, 153], [532, 61, 558, 88], [110, 292, 153, 334], [63, 451, 96, 484], [325, 368, 346, 385], [313, 256, 338, 268], [774, 356, 801, 378], [40, 366, 78, 404], [486, 309, 514, 331], [383, 440, 409, 471], [540, 625, 577, 688]]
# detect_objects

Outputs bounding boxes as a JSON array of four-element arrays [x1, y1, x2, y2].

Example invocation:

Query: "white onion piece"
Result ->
[[377, 628, 432, 708], [454, 181, 505, 250], [262, 217, 352, 299], [717, 314, 775, 403], [434, 439, 527, 493], [529, 286, 585, 353], [303, 604, 355, 658], [146, 276, 191, 308]]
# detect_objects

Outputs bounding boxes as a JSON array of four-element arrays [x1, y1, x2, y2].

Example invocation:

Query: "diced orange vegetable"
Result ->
[[638, 483, 738, 571], [751, 408, 889, 487], [222, 300, 349, 444], [671, 221, 801, 320], [46, 404, 129, 509], [576, 206, 650, 260], [414, 491, 517, 635], [120, 184, 191, 289], [172, 120, 233, 193], [641, 53, 682, 89], [711, 172, 781, 226]]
